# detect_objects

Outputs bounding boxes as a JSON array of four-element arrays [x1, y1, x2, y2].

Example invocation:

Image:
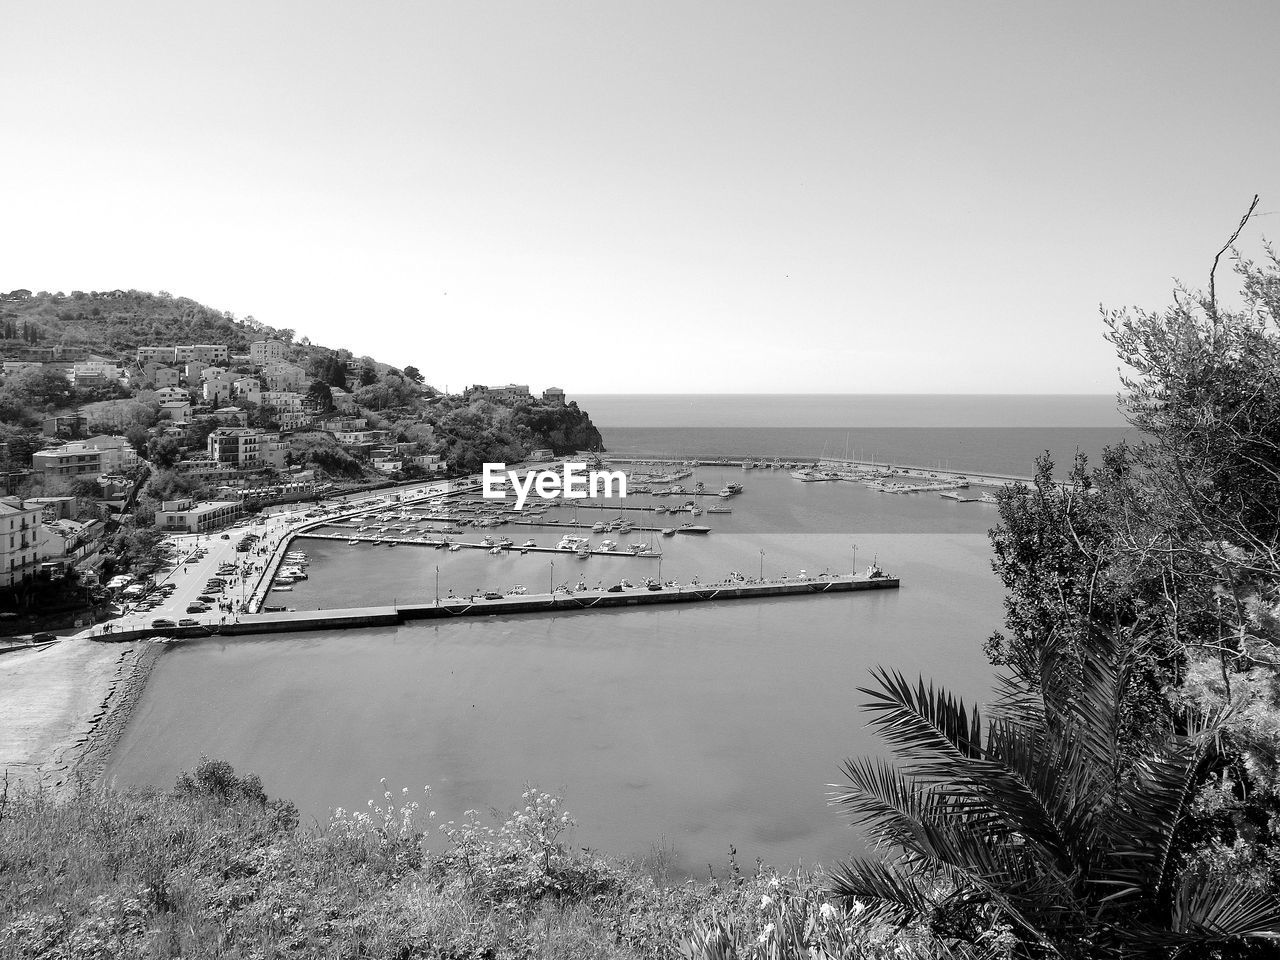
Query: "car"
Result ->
[[483, 591, 503, 600], [186, 604, 209, 614], [221, 533, 231, 540], [607, 584, 625, 593], [178, 618, 199, 627], [647, 583, 663, 590], [151, 618, 177, 629], [197, 594, 217, 603]]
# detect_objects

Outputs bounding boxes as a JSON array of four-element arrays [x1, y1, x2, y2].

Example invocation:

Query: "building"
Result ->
[[174, 344, 230, 366], [327, 386, 355, 412], [411, 453, 446, 472], [201, 406, 249, 427], [37, 516, 105, 573], [542, 387, 565, 405], [31, 436, 140, 477], [261, 361, 307, 392], [158, 400, 192, 422], [0, 498, 42, 590], [202, 376, 233, 404], [142, 363, 181, 388], [250, 338, 286, 365], [528, 448, 554, 461], [473, 383, 531, 403], [136, 346, 177, 364], [207, 427, 286, 470], [153, 386, 190, 404], [2, 361, 44, 376], [71, 358, 123, 386], [41, 413, 87, 438], [232, 376, 261, 405], [154, 498, 241, 534]]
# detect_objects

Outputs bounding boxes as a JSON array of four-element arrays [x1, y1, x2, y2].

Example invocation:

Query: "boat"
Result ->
[[654, 505, 667, 514], [718, 487, 733, 498], [489, 546, 503, 555], [522, 539, 537, 548], [707, 506, 731, 514], [662, 527, 676, 536], [448, 544, 462, 552], [600, 539, 617, 551], [592, 521, 606, 533], [690, 507, 702, 516], [677, 524, 710, 534], [575, 543, 591, 559], [628, 541, 650, 553], [348, 538, 358, 545], [271, 584, 293, 591]]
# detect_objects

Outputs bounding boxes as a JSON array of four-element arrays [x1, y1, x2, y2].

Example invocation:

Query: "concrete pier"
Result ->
[[98, 574, 900, 641]]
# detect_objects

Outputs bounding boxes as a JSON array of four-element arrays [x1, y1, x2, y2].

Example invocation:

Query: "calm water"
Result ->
[[108, 396, 1123, 873], [580, 395, 1134, 478]]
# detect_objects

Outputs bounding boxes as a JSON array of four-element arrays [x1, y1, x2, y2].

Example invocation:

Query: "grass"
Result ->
[[0, 759, 956, 959]]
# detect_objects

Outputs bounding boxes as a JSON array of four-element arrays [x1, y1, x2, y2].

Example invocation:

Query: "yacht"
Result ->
[[677, 523, 710, 534], [661, 527, 677, 537], [592, 521, 606, 533], [654, 505, 667, 514], [575, 542, 591, 559], [600, 539, 617, 551], [448, 543, 462, 552], [707, 506, 731, 514], [522, 539, 537, 548]]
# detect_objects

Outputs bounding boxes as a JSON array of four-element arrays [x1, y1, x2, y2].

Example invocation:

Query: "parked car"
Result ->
[[151, 619, 176, 629], [178, 618, 199, 627], [483, 592, 503, 600], [186, 604, 209, 614]]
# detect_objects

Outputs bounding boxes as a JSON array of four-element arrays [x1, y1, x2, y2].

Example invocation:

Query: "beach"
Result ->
[[0, 637, 161, 792]]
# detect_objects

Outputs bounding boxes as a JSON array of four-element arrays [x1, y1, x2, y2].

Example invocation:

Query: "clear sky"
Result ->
[[2, 2, 1277, 394]]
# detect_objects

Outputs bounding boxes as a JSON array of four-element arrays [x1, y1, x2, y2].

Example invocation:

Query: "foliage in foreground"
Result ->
[[0, 759, 951, 959]]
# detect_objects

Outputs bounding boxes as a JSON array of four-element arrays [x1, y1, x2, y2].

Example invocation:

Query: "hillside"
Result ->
[[0, 288, 604, 460]]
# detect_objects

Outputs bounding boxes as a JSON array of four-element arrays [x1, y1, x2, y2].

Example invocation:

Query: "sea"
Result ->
[[107, 395, 1133, 875]]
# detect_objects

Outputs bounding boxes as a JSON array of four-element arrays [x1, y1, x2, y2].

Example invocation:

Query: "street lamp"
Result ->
[[549, 559, 554, 595], [851, 542, 857, 576], [759, 548, 765, 581], [435, 564, 440, 606]]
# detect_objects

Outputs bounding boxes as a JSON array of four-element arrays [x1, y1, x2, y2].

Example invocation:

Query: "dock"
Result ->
[[295, 531, 661, 558], [233, 573, 900, 635]]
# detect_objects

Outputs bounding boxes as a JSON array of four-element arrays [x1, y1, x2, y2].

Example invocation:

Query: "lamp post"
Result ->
[[435, 565, 440, 606], [759, 548, 764, 581], [549, 559, 554, 595], [851, 542, 857, 576]]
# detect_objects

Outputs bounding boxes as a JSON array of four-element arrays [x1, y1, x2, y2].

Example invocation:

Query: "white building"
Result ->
[[136, 346, 177, 364], [232, 376, 262, 405], [174, 344, 229, 366], [31, 436, 140, 477], [208, 427, 287, 470], [249, 338, 286, 366], [154, 498, 241, 534], [261, 360, 307, 392], [0, 498, 42, 591]]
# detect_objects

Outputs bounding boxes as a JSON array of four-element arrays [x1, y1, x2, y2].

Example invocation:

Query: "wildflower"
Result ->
[[760, 895, 773, 911], [819, 902, 837, 921], [758, 923, 775, 944], [849, 898, 866, 916], [768, 875, 781, 890]]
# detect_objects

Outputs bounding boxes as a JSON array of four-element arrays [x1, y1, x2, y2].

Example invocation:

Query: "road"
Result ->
[[91, 478, 464, 635]]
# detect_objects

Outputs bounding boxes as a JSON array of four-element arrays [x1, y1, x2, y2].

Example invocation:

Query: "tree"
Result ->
[[403, 365, 424, 383], [831, 623, 1280, 956], [146, 436, 181, 470], [306, 379, 333, 410]]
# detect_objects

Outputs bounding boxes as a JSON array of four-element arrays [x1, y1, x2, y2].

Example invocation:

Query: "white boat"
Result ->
[[677, 524, 710, 534], [600, 539, 617, 551], [628, 542, 650, 553], [575, 543, 591, 559], [662, 527, 676, 536], [592, 521, 606, 533], [348, 538, 358, 545], [489, 546, 503, 555], [448, 544, 462, 552], [654, 505, 667, 514], [522, 539, 537, 548], [707, 507, 731, 514]]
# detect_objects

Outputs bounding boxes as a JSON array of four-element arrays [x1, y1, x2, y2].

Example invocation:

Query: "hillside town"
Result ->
[[0, 289, 594, 633]]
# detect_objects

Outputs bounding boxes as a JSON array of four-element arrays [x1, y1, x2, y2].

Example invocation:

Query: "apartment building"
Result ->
[[31, 436, 140, 477], [0, 498, 42, 590]]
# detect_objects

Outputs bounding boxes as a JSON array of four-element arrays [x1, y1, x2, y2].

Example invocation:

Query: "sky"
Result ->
[[2, 1, 1278, 394]]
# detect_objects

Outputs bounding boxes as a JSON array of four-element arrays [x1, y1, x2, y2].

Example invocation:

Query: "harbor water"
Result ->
[[107, 397, 1127, 873]]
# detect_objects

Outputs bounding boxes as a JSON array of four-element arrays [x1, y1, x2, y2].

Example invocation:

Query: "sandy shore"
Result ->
[[0, 637, 162, 793]]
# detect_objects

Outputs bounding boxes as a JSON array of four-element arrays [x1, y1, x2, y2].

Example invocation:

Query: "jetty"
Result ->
[[238, 573, 899, 636]]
